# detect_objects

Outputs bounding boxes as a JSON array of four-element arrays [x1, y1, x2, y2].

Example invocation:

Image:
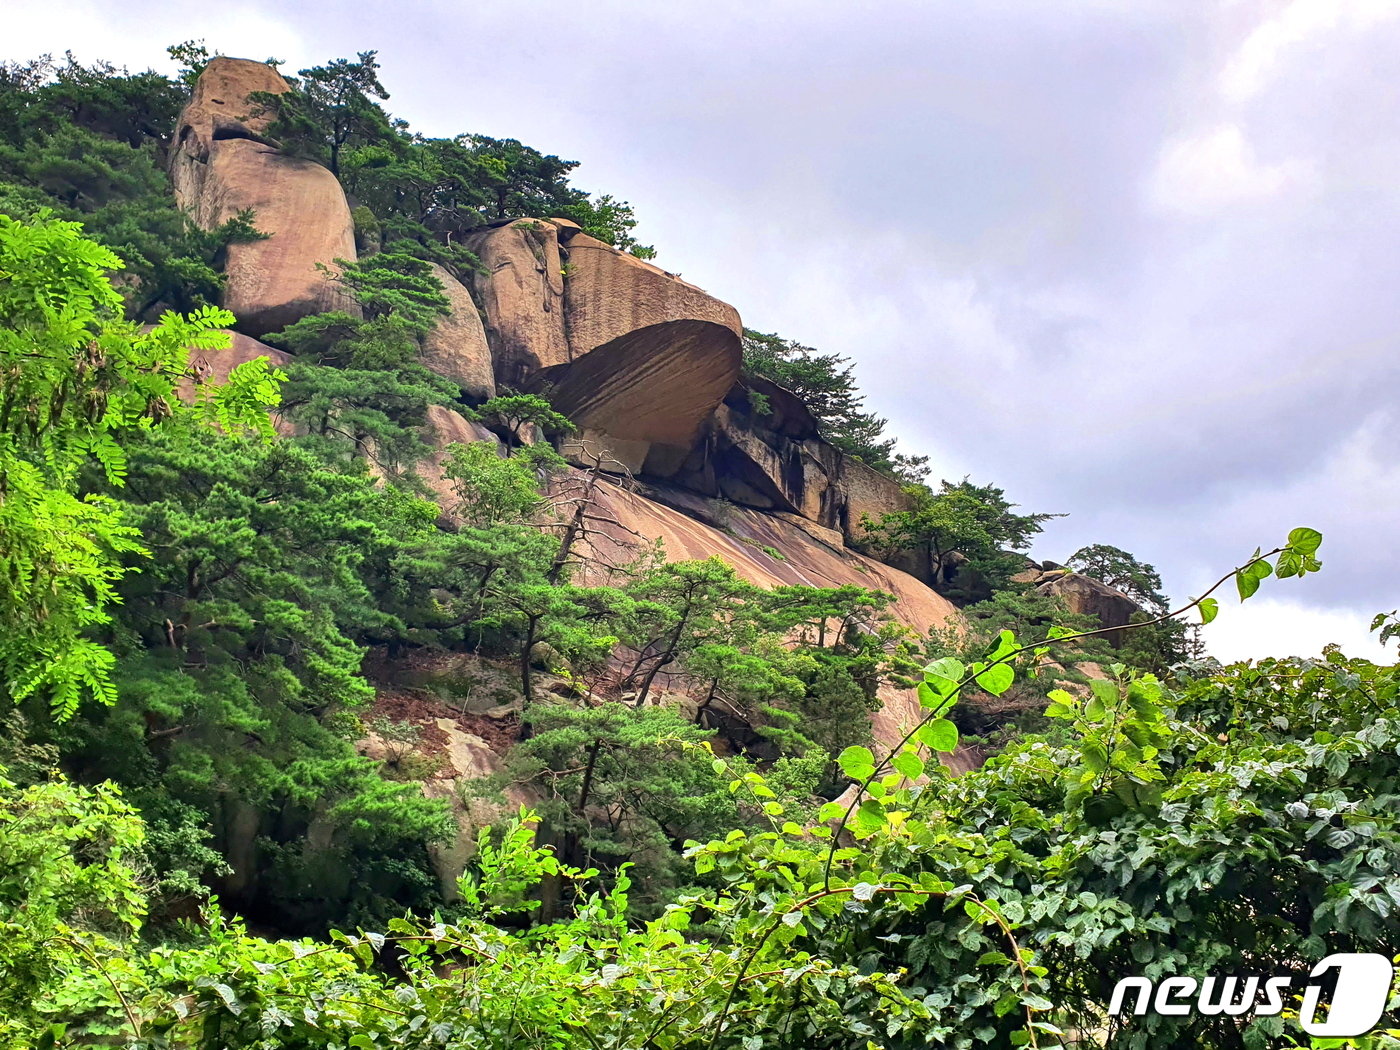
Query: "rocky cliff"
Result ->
[[170, 60, 948, 710], [167, 58, 1131, 895]]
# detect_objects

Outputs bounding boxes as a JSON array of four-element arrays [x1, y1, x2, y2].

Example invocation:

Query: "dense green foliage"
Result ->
[[12, 523, 1400, 1049], [0, 54, 268, 319], [862, 477, 1060, 600], [0, 212, 280, 720]]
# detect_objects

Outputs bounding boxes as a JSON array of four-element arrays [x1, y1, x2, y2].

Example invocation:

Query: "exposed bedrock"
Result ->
[[170, 57, 359, 338], [578, 476, 959, 751], [560, 230, 743, 355], [462, 218, 570, 388], [529, 318, 742, 457], [653, 380, 913, 548], [1034, 570, 1141, 646], [420, 263, 496, 401]]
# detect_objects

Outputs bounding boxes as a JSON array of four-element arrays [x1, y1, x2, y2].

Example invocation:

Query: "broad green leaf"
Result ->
[[975, 662, 1014, 696], [917, 680, 942, 709], [918, 718, 959, 753], [838, 745, 876, 781], [1275, 549, 1302, 579], [817, 801, 845, 823], [1199, 597, 1219, 624], [1288, 526, 1322, 554], [924, 657, 965, 693], [853, 799, 887, 835], [892, 750, 925, 780], [1081, 738, 1109, 773]]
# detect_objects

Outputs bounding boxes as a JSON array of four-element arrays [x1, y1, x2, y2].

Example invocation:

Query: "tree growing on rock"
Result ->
[[741, 328, 929, 482], [861, 478, 1060, 600], [251, 52, 393, 177]]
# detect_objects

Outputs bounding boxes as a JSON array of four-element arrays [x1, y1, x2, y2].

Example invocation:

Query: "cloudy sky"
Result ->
[[9, 0, 1398, 661]]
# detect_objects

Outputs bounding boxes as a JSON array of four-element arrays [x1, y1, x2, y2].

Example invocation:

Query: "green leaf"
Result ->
[[1199, 597, 1219, 624], [1275, 549, 1302, 579], [817, 801, 845, 823], [1288, 526, 1323, 554], [975, 662, 1014, 697], [838, 745, 876, 781], [1237, 569, 1261, 601], [924, 657, 965, 693], [987, 629, 1018, 661], [916, 680, 942, 709], [892, 750, 926, 780], [918, 718, 959, 753], [853, 800, 887, 835], [1081, 738, 1109, 773]]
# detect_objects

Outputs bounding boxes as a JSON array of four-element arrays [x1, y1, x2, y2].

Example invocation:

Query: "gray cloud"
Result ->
[[9, 0, 1398, 657]]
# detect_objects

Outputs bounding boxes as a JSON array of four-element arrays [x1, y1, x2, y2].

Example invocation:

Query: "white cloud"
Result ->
[[1202, 596, 1390, 663], [1148, 123, 1310, 215], [1221, 0, 1400, 103], [4, 0, 304, 75]]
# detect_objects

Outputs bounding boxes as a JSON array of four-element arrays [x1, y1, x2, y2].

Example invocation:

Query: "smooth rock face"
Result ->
[[496, 232, 745, 458], [170, 58, 359, 339], [463, 219, 570, 388], [169, 56, 288, 209], [530, 318, 742, 452], [1035, 571, 1141, 645], [561, 232, 743, 355], [420, 263, 495, 401], [205, 140, 359, 336]]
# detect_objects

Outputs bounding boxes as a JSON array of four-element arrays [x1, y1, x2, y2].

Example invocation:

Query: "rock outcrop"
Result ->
[[463, 219, 570, 387], [523, 228, 744, 462], [170, 58, 359, 338], [654, 382, 913, 547], [560, 231, 743, 355], [420, 263, 496, 401], [1032, 569, 1140, 645], [168, 56, 286, 207], [169, 69, 960, 759]]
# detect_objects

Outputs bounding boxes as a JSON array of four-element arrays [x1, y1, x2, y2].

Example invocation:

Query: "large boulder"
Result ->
[[530, 318, 742, 454], [1035, 571, 1140, 645], [169, 55, 286, 207], [462, 219, 570, 388], [419, 263, 495, 401], [558, 233, 743, 451], [560, 231, 742, 356], [170, 58, 359, 338]]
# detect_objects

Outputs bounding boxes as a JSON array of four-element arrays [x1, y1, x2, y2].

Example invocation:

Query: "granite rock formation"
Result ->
[[170, 57, 359, 338], [1031, 567, 1141, 646], [419, 263, 496, 401], [463, 218, 570, 387]]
